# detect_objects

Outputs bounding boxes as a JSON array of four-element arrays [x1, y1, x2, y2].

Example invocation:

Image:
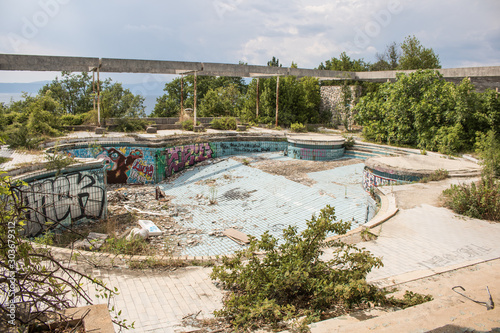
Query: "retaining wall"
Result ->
[[13, 162, 107, 236]]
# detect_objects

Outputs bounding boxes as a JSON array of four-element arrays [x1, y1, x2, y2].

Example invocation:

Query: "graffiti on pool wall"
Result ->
[[15, 170, 106, 235], [129, 159, 155, 183], [166, 143, 213, 176], [97, 148, 145, 183]]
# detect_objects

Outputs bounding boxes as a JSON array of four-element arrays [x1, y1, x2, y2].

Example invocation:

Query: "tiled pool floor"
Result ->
[[160, 152, 375, 256]]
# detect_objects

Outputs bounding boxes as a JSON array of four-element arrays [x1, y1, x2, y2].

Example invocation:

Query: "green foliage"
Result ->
[[444, 176, 498, 224], [152, 75, 247, 118], [399, 35, 441, 70], [343, 136, 355, 149], [4, 124, 43, 150], [443, 177, 500, 222], [371, 42, 400, 71], [199, 84, 243, 117], [241, 76, 322, 126], [113, 117, 150, 132], [44, 151, 77, 174], [419, 169, 449, 183], [210, 117, 237, 130], [211, 205, 385, 331], [476, 130, 500, 178], [39, 71, 95, 115], [290, 122, 307, 133], [180, 119, 201, 131], [59, 113, 87, 126], [355, 70, 495, 154], [318, 52, 370, 71], [387, 290, 433, 309]]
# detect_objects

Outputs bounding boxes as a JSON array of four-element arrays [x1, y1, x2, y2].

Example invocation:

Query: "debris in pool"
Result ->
[[223, 228, 250, 245], [138, 220, 163, 236]]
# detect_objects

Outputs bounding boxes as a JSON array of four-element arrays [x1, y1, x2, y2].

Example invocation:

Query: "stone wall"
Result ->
[[320, 85, 362, 125]]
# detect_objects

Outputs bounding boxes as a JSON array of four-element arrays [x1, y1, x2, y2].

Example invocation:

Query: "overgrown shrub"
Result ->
[[290, 122, 307, 133], [210, 117, 237, 130], [419, 169, 449, 183], [211, 206, 386, 331], [180, 119, 201, 131], [5, 124, 43, 150], [60, 113, 86, 126], [114, 117, 151, 132], [476, 130, 500, 178], [442, 177, 500, 222]]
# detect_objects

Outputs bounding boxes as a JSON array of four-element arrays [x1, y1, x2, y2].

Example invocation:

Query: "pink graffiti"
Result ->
[[132, 160, 154, 178], [166, 143, 213, 176]]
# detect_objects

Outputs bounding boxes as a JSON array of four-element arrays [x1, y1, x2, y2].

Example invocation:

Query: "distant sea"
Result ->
[[0, 92, 159, 116]]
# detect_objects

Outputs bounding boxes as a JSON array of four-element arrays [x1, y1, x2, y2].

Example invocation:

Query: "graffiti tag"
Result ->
[[166, 143, 213, 176]]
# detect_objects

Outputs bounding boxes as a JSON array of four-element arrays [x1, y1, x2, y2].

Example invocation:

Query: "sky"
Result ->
[[0, 0, 499, 84]]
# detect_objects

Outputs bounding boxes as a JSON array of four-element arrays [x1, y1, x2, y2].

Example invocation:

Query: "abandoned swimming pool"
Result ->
[[159, 152, 377, 256]]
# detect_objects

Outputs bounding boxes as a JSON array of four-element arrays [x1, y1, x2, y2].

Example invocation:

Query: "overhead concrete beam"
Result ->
[[1, 54, 499, 91], [0, 54, 99, 72]]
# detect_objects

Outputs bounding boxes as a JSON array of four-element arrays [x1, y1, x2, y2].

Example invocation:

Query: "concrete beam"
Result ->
[[0, 54, 99, 72], [1, 54, 499, 91]]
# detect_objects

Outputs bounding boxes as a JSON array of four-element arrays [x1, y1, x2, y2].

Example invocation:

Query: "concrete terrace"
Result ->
[[2, 129, 500, 332]]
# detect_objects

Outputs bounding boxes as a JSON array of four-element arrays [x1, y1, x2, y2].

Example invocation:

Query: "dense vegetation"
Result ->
[[354, 70, 500, 155], [0, 72, 147, 148], [211, 205, 432, 331]]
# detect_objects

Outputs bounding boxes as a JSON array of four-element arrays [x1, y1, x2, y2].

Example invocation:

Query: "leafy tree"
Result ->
[[371, 42, 400, 71], [355, 70, 496, 154], [198, 84, 243, 117], [267, 56, 282, 67], [211, 205, 431, 331], [39, 71, 96, 115], [241, 76, 322, 126], [398, 35, 441, 70], [152, 75, 247, 117], [100, 83, 145, 119], [318, 52, 370, 72]]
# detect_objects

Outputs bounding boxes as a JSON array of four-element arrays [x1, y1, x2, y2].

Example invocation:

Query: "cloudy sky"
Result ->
[[0, 0, 499, 84]]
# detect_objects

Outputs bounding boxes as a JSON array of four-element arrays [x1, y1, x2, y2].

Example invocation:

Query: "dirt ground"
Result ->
[[234, 155, 362, 186]]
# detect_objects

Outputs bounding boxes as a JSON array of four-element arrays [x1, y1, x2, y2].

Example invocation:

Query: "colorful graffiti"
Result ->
[[67, 146, 157, 184], [362, 168, 408, 191], [15, 169, 107, 236], [97, 148, 143, 183], [166, 143, 213, 176]]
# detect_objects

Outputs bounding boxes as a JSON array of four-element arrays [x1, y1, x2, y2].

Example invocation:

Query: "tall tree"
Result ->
[[371, 42, 400, 71], [267, 56, 282, 67], [398, 35, 441, 70], [318, 52, 370, 72]]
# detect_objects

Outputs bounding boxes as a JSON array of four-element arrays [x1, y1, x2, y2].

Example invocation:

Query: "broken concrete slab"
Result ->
[[223, 228, 250, 245]]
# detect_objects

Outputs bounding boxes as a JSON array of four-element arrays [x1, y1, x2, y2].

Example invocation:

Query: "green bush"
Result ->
[[419, 169, 449, 183], [101, 236, 151, 255], [180, 119, 200, 131], [60, 113, 86, 126], [476, 130, 500, 178], [114, 118, 151, 132], [5, 124, 43, 149], [290, 122, 307, 133], [443, 177, 500, 222], [210, 117, 237, 130], [211, 205, 386, 331]]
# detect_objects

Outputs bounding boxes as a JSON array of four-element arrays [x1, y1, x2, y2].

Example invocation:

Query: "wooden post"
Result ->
[[194, 71, 197, 127], [97, 61, 101, 127], [275, 76, 280, 127], [256, 78, 260, 119], [180, 74, 184, 118]]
